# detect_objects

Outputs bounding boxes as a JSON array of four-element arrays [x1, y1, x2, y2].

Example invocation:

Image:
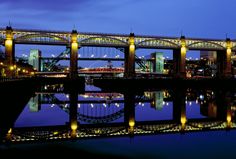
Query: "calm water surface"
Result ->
[[1, 84, 236, 158]]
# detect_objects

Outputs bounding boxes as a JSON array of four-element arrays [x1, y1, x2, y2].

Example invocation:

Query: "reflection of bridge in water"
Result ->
[[2, 86, 235, 143]]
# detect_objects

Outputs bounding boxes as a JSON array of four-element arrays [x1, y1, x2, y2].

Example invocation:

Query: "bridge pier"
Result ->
[[69, 90, 78, 138], [215, 90, 232, 121], [216, 39, 232, 78], [4, 26, 15, 77], [70, 30, 79, 79], [124, 93, 135, 136], [173, 36, 186, 78], [173, 89, 186, 130], [124, 33, 135, 78]]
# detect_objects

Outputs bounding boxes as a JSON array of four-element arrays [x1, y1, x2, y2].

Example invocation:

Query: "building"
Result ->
[[200, 51, 217, 64], [28, 95, 41, 112], [151, 52, 164, 73], [28, 49, 41, 71]]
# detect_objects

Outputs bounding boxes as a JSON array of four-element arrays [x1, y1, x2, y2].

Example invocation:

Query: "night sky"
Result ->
[[2, 0, 236, 38], [1, 0, 236, 63]]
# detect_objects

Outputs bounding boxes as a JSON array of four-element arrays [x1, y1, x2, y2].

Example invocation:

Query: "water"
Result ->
[[1, 84, 236, 158]]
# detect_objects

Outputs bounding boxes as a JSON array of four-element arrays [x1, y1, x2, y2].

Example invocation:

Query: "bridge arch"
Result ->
[[80, 36, 128, 46], [15, 33, 69, 43], [61, 106, 124, 124], [77, 109, 124, 124], [187, 41, 225, 50], [137, 39, 180, 48]]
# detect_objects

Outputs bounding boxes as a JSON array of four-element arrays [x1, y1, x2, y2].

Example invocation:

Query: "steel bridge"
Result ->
[[0, 26, 234, 78], [1, 27, 235, 50]]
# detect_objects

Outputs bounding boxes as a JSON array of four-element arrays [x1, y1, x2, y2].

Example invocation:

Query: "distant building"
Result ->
[[200, 51, 217, 64], [28, 95, 41, 112], [28, 49, 41, 71], [151, 52, 164, 73]]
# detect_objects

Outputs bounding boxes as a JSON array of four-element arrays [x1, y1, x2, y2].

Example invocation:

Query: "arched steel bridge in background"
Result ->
[[0, 28, 235, 51]]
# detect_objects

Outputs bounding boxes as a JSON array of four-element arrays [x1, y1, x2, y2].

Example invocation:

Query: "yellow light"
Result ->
[[129, 44, 135, 52], [181, 46, 187, 54], [129, 119, 135, 127], [227, 114, 231, 123], [71, 34, 78, 43], [181, 116, 187, 125], [5, 39, 12, 46], [17, 68, 21, 71], [8, 128, 12, 134], [72, 42, 78, 49], [71, 122, 78, 131], [22, 69, 26, 73], [30, 72, 35, 75], [53, 131, 59, 135], [0, 62, 3, 65], [9, 66, 14, 70], [227, 48, 231, 55]]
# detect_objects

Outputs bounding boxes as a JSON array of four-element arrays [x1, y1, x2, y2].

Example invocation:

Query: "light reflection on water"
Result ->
[[14, 85, 227, 127], [1, 83, 236, 147]]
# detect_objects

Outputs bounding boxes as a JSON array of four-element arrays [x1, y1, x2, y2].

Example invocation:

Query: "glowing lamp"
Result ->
[[5, 39, 12, 46], [181, 46, 187, 54], [227, 48, 231, 55], [227, 114, 231, 123], [72, 42, 78, 49], [8, 128, 12, 134], [129, 44, 135, 52], [9, 66, 14, 70], [129, 119, 135, 127], [71, 122, 78, 131], [181, 116, 187, 125]]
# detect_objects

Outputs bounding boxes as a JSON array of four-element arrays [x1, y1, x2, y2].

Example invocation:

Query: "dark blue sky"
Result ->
[[2, 0, 236, 38], [1, 0, 236, 65]]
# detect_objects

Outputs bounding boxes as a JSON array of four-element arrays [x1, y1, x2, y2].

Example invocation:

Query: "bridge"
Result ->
[[0, 26, 234, 78]]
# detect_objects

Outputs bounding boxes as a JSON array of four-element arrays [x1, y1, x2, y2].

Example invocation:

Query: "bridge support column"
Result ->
[[215, 90, 232, 123], [4, 26, 15, 77], [173, 89, 186, 131], [124, 33, 135, 78], [124, 93, 135, 136], [216, 39, 232, 78], [69, 90, 78, 138], [70, 30, 79, 78], [173, 36, 186, 78]]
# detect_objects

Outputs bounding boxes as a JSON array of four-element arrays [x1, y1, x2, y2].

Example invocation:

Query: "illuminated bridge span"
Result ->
[[4, 119, 235, 143], [1, 27, 235, 50], [0, 26, 233, 78]]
